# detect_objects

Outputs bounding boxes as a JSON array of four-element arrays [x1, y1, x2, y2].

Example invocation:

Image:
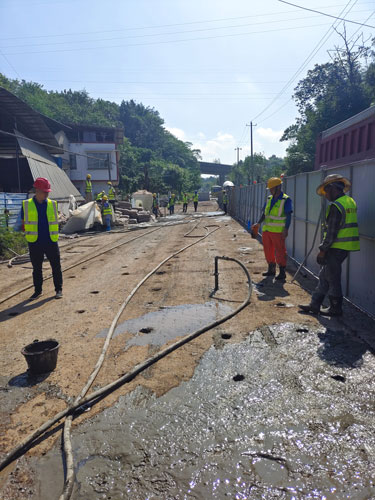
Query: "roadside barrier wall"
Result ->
[[222, 161, 375, 317]]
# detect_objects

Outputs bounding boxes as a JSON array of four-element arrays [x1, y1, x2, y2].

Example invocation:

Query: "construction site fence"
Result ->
[[0, 192, 27, 228], [219, 162, 375, 318]]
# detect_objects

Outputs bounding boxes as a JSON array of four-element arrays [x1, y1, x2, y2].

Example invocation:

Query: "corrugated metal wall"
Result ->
[[0, 192, 27, 227], [224, 162, 375, 317]]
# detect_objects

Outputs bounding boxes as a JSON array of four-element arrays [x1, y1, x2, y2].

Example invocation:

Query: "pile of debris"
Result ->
[[115, 201, 151, 225]]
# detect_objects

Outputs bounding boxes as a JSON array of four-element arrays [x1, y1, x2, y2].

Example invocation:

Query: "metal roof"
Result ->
[[16, 132, 84, 201], [0, 86, 62, 154]]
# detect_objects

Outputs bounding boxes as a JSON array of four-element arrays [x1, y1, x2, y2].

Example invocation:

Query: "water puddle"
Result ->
[[97, 301, 234, 346]]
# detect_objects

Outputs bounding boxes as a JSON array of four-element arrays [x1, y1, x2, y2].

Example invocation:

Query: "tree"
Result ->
[[281, 31, 374, 174]]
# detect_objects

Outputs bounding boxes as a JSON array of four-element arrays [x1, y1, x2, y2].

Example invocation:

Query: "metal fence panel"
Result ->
[[0, 192, 27, 228], [227, 160, 375, 317]]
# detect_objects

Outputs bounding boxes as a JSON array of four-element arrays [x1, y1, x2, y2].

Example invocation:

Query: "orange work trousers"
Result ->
[[262, 230, 287, 267]]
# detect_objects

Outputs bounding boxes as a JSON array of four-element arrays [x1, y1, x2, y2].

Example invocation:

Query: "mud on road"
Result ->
[[1, 201, 375, 499]]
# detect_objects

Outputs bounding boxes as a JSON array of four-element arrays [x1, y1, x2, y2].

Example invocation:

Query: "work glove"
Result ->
[[317, 250, 326, 265]]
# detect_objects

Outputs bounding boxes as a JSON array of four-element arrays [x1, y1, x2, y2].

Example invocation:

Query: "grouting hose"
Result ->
[[59, 219, 217, 499], [0, 254, 252, 483], [0, 218, 199, 308]]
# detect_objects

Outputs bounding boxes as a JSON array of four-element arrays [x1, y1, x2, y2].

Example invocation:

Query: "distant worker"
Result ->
[[182, 192, 188, 213], [1, 208, 10, 229], [193, 191, 199, 212], [96, 190, 105, 202], [101, 195, 112, 232], [14, 177, 63, 300], [299, 174, 359, 317], [152, 193, 159, 218], [85, 174, 92, 202], [222, 190, 228, 215], [168, 193, 176, 215], [252, 177, 293, 281], [107, 181, 116, 210]]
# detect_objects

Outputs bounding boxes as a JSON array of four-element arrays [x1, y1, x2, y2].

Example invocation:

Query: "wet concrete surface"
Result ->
[[29, 322, 375, 499], [97, 302, 233, 347]]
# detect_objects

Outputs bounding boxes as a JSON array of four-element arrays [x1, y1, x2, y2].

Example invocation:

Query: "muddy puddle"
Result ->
[[28, 322, 375, 499], [97, 302, 233, 346]]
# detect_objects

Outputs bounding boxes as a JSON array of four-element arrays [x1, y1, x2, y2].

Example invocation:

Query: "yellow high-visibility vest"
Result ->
[[23, 198, 59, 243], [102, 203, 112, 216], [324, 195, 360, 251], [108, 186, 115, 200], [263, 194, 289, 233], [193, 194, 198, 202], [85, 180, 92, 193]]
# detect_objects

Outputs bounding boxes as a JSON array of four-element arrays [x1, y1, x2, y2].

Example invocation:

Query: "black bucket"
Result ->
[[21, 339, 60, 374]]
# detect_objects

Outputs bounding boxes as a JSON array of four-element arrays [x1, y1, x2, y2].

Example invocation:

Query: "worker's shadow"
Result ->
[[253, 277, 290, 302], [0, 297, 54, 323], [316, 323, 367, 369]]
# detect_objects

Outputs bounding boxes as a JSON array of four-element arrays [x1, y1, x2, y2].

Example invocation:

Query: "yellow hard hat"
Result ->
[[107, 181, 112, 185], [153, 193, 156, 197], [267, 177, 282, 189], [102, 195, 108, 200], [86, 174, 91, 179]]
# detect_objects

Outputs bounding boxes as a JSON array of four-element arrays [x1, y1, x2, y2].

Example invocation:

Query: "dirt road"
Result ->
[[1, 201, 374, 499]]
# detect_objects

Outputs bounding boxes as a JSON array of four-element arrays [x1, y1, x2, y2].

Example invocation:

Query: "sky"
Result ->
[[0, 0, 374, 166]]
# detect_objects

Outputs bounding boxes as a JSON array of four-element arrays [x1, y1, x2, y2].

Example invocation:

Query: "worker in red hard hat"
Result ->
[[14, 177, 63, 300]]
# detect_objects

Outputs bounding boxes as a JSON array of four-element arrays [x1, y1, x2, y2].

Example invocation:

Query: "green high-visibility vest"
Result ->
[[182, 195, 188, 203], [96, 192, 103, 201], [324, 195, 360, 251], [263, 194, 289, 233], [85, 180, 92, 193], [193, 194, 198, 202], [23, 198, 59, 243], [153, 198, 158, 208], [223, 194, 228, 204], [108, 186, 115, 200]]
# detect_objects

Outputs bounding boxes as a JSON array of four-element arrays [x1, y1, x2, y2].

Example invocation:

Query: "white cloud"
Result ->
[[257, 127, 284, 142], [165, 126, 186, 141]]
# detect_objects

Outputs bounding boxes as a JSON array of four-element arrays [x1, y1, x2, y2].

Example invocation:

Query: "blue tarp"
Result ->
[[0, 192, 27, 228]]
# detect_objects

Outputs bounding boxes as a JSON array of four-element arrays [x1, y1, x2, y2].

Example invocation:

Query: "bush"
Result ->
[[0, 227, 28, 259]]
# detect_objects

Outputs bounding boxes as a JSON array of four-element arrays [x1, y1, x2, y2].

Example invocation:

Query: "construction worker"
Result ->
[[101, 195, 112, 232], [107, 181, 116, 210], [168, 193, 176, 215], [182, 192, 188, 213], [96, 190, 105, 202], [193, 191, 199, 212], [152, 193, 159, 218], [14, 177, 63, 300], [222, 190, 228, 214], [252, 177, 293, 281], [299, 174, 359, 316], [1, 208, 10, 229], [85, 174, 92, 202]]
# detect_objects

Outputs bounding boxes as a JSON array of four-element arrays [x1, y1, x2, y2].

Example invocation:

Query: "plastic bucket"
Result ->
[[21, 339, 60, 374]]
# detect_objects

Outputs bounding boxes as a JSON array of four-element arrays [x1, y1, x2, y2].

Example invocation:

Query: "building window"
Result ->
[[69, 154, 77, 169], [87, 152, 111, 170], [83, 131, 97, 142]]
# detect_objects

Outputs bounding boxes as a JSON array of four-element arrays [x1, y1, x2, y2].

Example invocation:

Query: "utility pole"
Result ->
[[246, 122, 257, 184], [234, 147, 242, 164]]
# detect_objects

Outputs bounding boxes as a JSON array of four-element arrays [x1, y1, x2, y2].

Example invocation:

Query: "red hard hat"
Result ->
[[33, 177, 51, 192]]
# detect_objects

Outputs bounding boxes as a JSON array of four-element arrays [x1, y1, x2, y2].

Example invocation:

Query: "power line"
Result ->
[[1, 9, 372, 50], [278, 0, 375, 28], [1, 21, 337, 56], [251, 0, 358, 123], [0, 49, 21, 79], [0, 3, 366, 41]]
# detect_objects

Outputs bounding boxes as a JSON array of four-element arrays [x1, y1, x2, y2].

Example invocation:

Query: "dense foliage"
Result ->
[[0, 74, 201, 194], [281, 33, 375, 174], [229, 153, 285, 185]]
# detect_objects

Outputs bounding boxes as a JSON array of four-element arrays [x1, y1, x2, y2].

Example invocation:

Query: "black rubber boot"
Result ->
[[321, 296, 343, 316], [298, 292, 325, 314], [262, 263, 276, 276], [275, 266, 286, 281]]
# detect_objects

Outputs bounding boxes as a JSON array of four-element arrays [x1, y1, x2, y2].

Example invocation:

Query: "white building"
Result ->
[[54, 124, 124, 197]]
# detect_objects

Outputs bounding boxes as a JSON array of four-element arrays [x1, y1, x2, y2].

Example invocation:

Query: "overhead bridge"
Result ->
[[198, 161, 232, 185]]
